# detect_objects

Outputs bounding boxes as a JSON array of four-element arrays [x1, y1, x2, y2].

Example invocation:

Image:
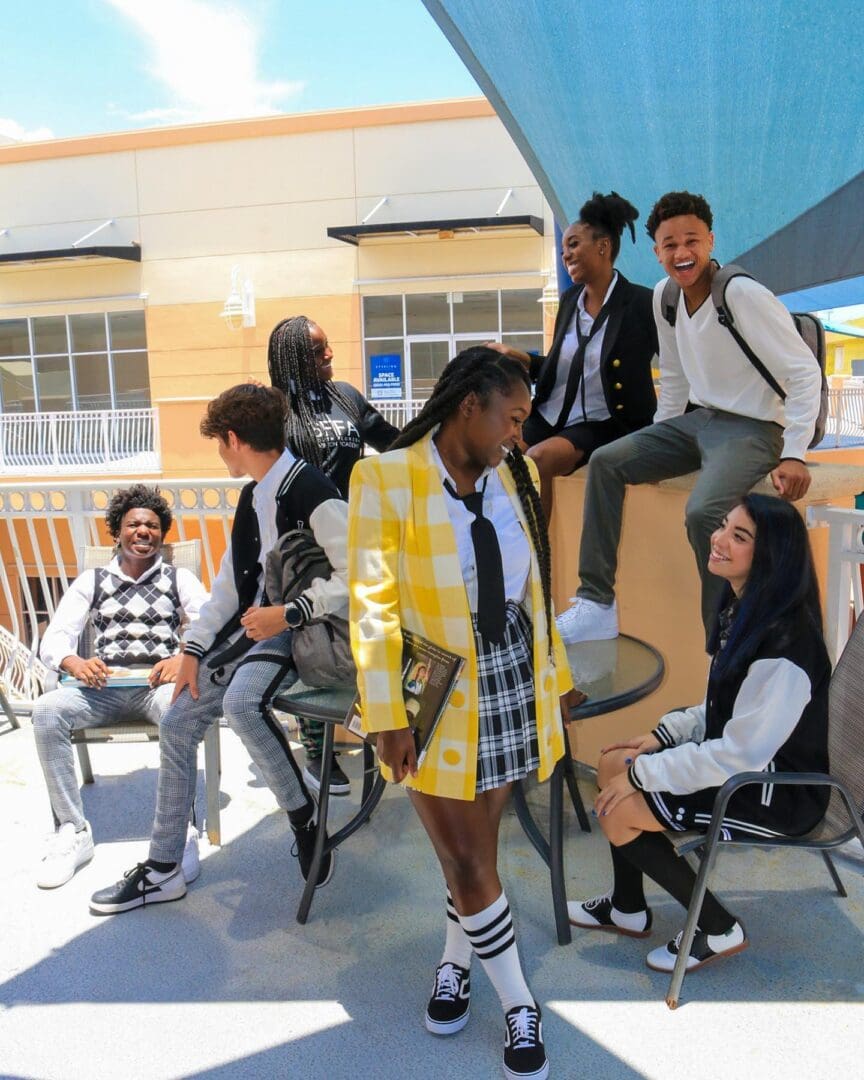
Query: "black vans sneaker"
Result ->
[[425, 962, 471, 1035], [290, 818, 335, 888], [303, 753, 351, 796], [646, 920, 748, 972], [90, 862, 186, 915], [503, 1003, 548, 1079]]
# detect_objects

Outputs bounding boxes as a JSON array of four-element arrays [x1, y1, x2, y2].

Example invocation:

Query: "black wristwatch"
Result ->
[[283, 602, 304, 629]]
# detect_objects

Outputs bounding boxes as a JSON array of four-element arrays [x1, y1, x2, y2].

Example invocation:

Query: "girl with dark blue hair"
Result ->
[[567, 494, 830, 973]]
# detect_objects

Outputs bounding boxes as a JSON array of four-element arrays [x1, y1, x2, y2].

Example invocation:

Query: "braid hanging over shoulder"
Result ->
[[390, 346, 553, 643]]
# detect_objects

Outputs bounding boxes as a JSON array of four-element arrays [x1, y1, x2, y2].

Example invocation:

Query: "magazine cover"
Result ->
[[346, 629, 465, 768]]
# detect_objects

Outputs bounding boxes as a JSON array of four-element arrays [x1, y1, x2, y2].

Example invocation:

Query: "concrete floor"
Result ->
[[1, 717, 863, 1080]]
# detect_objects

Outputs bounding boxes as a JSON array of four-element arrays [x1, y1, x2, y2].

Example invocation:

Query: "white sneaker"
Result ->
[[555, 597, 618, 644], [181, 824, 200, 885], [37, 821, 95, 889]]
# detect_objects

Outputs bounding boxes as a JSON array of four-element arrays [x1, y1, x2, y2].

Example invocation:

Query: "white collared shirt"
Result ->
[[430, 439, 530, 611], [539, 271, 617, 427]]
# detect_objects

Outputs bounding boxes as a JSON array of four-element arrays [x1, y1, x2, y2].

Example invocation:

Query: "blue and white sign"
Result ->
[[369, 353, 402, 400]]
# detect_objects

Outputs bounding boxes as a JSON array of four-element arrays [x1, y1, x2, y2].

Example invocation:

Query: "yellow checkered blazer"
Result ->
[[348, 431, 571, 801]]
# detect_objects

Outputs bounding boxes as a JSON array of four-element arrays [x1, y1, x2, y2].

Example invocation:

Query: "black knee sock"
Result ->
[[609, 842, 647, 913], [616, 832, 736, 935]]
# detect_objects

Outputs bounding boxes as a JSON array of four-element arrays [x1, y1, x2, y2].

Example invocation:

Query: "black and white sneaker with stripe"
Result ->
[[425, 962, 471, 1035], [646, 921, 748, 972], [90, 862, 186, 915], [503, 1003, 548, 1079]]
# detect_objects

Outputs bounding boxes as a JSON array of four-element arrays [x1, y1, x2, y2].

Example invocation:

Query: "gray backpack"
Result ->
[[660, 262, 828, 448], [265, 529, 355, 688]]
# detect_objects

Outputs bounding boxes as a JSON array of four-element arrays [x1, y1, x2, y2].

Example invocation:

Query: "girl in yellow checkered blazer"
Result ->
[[348, 348, 579, 1080]]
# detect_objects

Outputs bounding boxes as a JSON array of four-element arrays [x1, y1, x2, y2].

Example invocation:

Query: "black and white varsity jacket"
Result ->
[[183, 453, 348, 661], [628, 618, 830, 835]]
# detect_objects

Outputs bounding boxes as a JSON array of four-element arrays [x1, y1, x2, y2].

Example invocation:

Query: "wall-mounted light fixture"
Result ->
[[220, 266, 256, 329]]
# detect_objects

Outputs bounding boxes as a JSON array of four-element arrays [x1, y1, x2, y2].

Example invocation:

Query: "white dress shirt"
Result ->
[[430, 439, 531, 611]]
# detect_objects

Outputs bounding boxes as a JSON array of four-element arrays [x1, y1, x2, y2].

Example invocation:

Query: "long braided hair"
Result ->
[[390, 346, 554, 645], [267, 315, 364, 470]]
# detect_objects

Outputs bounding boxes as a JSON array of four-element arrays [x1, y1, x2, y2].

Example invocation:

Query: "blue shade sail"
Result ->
[[423, 0, 864, 305]]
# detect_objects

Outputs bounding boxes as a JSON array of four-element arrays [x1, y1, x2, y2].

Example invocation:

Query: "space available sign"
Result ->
[[369, 353, 402, 399]]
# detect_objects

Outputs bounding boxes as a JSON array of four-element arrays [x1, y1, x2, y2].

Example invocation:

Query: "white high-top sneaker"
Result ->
[[37, 821, 94, 889], [181, 824, 200, 884]]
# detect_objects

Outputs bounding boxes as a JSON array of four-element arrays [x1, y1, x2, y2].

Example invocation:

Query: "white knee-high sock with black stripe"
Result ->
[[457, 890, 532, 1012], [441, 890, 473, 969]]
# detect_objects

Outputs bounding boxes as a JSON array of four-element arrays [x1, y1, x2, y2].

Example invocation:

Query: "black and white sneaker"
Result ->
[[503, 1003, 548, 1080], [425, 962, 471, 1035], [89, 863, 186, 915], [303, 754, 351, 796], [646, 921, 748, 973], [568, 894, 652, 937], [291, 818, 335, 888]]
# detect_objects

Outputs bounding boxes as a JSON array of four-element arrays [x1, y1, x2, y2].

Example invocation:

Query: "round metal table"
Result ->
[[273, 633, 665, 935]]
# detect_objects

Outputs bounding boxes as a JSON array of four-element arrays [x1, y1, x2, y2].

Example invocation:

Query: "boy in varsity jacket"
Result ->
[[555, 191, 821, 645], [33, 484, 207, 890], [90, 384, 348, 914]]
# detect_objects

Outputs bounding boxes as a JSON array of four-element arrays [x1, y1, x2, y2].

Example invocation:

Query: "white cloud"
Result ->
[[106, 0, 304, 124], [0, 117, 55, 143]]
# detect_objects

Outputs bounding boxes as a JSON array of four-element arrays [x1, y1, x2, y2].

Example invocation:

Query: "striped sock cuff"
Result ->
[[446, 891, 459, 923], [460, 902, 516, 961]]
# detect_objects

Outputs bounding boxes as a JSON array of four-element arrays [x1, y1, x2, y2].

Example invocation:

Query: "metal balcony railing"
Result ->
[[0, 408, 160, 475]]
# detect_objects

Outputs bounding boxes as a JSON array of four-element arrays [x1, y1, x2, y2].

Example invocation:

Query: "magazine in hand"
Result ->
[[60, 666, 154, 688], [345, 629, 465, 769]]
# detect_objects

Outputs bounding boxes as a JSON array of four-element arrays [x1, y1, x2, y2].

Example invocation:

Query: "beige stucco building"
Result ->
[[0, 97, 557, 479]]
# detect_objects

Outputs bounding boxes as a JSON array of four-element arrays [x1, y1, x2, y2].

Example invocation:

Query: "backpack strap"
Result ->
[[711, 262, 787, 402], [660, 277, 681, 328]]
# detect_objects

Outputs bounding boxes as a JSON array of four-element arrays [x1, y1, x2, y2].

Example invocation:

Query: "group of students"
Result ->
[[30, 190, 829, 1080]]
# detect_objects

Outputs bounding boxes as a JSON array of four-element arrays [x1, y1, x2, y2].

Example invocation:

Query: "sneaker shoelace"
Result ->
[[582, 894, 611, 912], [507, 1007, 539, 1048], [432, 963, 461, 1001]]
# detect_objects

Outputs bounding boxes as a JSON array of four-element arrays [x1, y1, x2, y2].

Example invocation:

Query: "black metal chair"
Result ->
[[665, 615, 864, 1008]]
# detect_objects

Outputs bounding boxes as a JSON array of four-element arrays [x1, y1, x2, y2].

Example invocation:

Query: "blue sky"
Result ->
[[0, 0, 480, 141]]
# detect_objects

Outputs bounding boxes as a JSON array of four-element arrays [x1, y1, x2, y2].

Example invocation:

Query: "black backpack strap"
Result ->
[[711, 263, 787, 402], [660, 277, 680, 327]]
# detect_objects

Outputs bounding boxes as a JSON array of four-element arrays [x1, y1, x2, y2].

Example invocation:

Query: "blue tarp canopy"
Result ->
[[423, 1, 864, 307]]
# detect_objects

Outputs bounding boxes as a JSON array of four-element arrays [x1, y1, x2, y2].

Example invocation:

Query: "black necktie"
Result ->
[[555, 297, 612, 429], [444, 477, 506, 644]]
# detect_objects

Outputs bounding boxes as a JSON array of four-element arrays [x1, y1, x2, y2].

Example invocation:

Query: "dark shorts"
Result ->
[[644, 786, 792, 842], [522, 410, 621, 473]]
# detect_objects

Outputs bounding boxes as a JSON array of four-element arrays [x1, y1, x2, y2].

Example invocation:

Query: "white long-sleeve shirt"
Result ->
[[39, 557, 208, 671], [653, 275, 821, 461]]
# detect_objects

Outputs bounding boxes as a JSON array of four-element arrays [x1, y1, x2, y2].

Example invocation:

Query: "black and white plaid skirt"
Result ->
[[474, 601, 540, 793]]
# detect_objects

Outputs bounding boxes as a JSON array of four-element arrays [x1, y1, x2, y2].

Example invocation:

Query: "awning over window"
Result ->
[[327, 214, 543, 245], [0, 243, 141, 266]]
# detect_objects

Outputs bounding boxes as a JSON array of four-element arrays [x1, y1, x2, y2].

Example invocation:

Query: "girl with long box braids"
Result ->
[[267, 315, 398, 794], [348, 346, 582, 1080]]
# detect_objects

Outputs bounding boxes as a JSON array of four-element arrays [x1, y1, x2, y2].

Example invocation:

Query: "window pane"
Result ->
[[364, 339, 404, 398], [452, 290, 499, 334], [0, 319, 30, 357], [69, 313, 107, 352], [363, 296, 403, 338], [32, 316, 68, 355], [501, 289, 543, 333], [502, 333, 544, 356], [0, 359, 36, 411], [112, 352, 151, 407], [109, 310, 146, 350], [35, 356, 73, 411], [406, 293, 450, 335], [74, 354, 112, 409], [409, 340, 451, 399]]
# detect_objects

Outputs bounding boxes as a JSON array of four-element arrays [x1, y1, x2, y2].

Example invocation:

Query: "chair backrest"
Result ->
[[81, 540, 202, 577], [0, 624, 49, 703], [820, 614, 864, 837], [79, 540, 203, 658]]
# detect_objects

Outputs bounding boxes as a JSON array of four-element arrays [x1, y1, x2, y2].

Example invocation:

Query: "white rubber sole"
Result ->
[[425, 1008, 470, 1036]]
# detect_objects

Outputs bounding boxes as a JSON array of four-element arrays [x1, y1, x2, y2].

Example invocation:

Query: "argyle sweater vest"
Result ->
[[90, 565, 183, 666]]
